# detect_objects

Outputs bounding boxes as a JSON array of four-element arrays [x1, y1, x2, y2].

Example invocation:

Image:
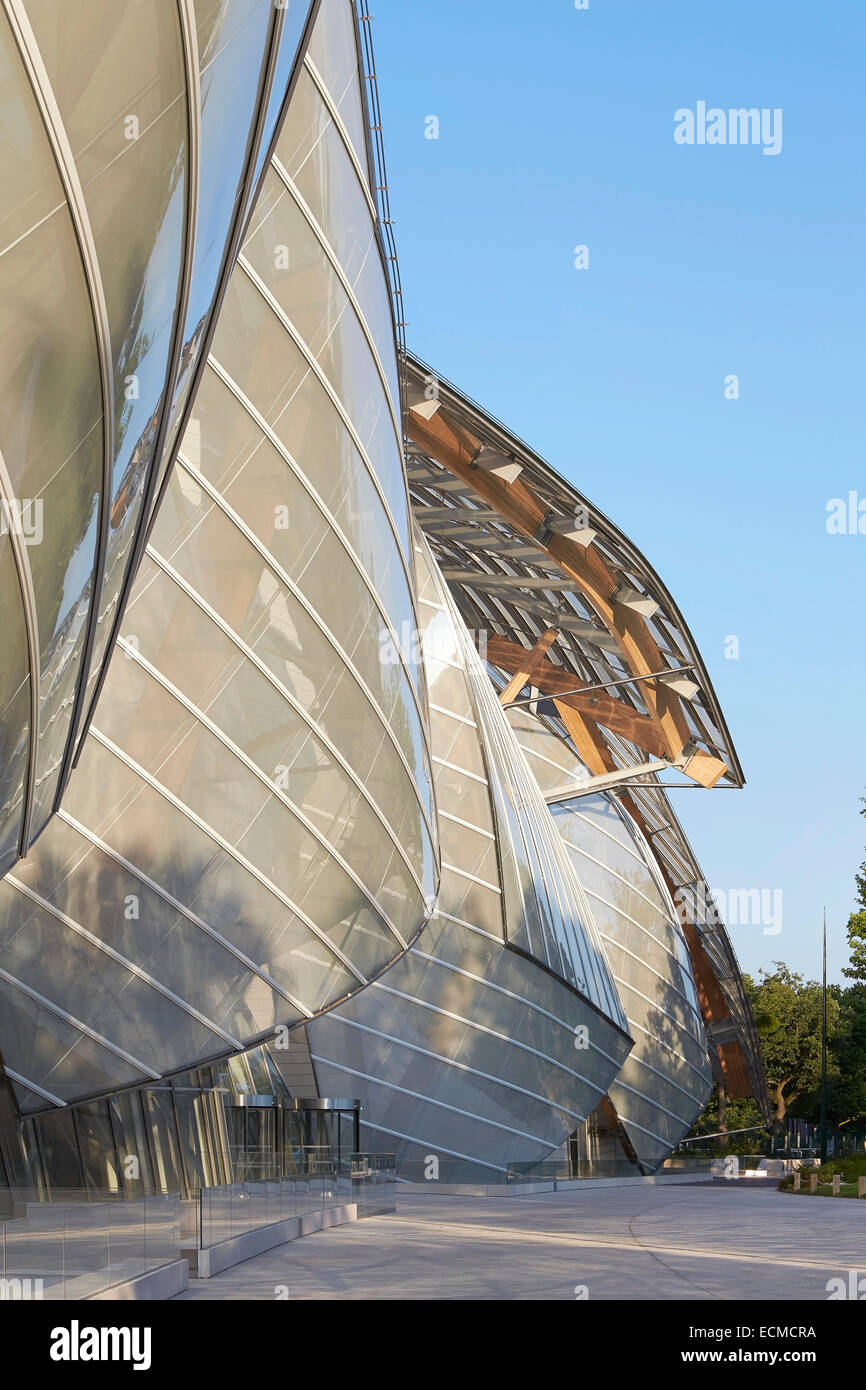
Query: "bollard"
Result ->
[[809, 1173, 818, 1194], [832, 1174, 841, 1196], [859, 1176, 866, 1199], [793, 1171, 801, 1191]]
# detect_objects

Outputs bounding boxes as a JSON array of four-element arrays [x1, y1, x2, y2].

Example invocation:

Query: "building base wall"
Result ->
[[88, 1259, 190, 1301]]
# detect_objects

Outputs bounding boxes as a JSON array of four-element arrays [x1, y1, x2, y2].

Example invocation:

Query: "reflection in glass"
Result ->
[[76, 1099, 121, 1194], [549, 791, 712, 1169], [0, 536, 30, 872], [144, 1090, 181, 1194], [26, 0, 188, 730]]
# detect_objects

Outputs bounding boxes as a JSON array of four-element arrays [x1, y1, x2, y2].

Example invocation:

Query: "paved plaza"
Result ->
[[173, 1183, 865, 1301]]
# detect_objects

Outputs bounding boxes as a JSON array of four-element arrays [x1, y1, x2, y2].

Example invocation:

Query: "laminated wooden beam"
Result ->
[[408, 404, 694, 762], [488, 635, 670, 758], [498, 627, 559, 705], [552, 699, 614, 779], [683, 747, 729, 790]]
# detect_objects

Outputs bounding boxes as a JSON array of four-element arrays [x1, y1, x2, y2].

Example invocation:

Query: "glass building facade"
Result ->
[[0, 0, 767, 1198], [308, 536, 634, 1180], [0, 0, 316, 874]]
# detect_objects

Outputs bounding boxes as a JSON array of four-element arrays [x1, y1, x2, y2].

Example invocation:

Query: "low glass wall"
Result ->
[[507, 1159, 641, 1183], [226, 1144, 335, 1183], [197, 1154, 395, 1250], [388, 1157, 643, 1185], [351, 1153, 396, 1216], [661, 1155, 723, 1172], [0, 1191, 180, 1300]]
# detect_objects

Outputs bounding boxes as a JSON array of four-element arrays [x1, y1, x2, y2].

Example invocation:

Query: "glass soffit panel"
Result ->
[[0, 9, 103, 837], [306, 0, 372, 190]]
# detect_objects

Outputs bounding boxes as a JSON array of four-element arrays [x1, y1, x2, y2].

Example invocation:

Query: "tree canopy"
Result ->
[[685, 791, 866, 1143]]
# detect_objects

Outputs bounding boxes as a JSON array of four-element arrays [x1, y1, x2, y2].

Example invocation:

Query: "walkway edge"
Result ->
[[193, 1202, 358, 1279], [397, 1173, 713, 1196], [88, 1258, 190, 1301]]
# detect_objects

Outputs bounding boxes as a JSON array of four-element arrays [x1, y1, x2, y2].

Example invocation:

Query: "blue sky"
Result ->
[[372, 0, 866, 984]]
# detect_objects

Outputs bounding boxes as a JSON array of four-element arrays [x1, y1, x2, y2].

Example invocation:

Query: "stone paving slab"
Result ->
[[172, 1186, 866, 1301]]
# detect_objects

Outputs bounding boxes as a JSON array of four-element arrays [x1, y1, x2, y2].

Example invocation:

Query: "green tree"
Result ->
[[744, 965, 840, 1129], [689, 1086, 768, 1153], [842, 797, 866, 982], [826, 983, 866, 1128]]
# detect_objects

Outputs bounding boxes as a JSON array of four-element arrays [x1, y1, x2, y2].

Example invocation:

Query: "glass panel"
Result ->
[[211, 257, 408, 563], [0, 872, 227, 1072], [36, 1110, 84, 1192], [172, 1088, 209, 1193], [438, 816, 499, 885], [0, 9, 103, 832], [109, 1090, 154, 1197], [91, 650, 418, 974], [76, 1099, 121, 1194], [185, 0, 272, 341], [469, 641, 624, 1017], [143, 1090, 181, 1194], [62, 735, 358, 1014], [20, 1116, 46, 1193], [185, 357, 415, 686], [248, 0, 315, 194], [309, 950, 627, 1176], [228, 1054, 254, 1096], [27, 447, 99, 829], [0, 972, 143, 1105], [16, 811, 291, 1042], [549, 792, 712, 1170], [276, 69, 399, 412], [26, 0, 188, 702], [306, 0, 371, 182], [0, 536, 29, 871], [242, 164, 402, 465], [116, 553, 432, 892], [147, 460, 434, 837], [158, 0, 273, 481], [245, 1045, 273, 1094]]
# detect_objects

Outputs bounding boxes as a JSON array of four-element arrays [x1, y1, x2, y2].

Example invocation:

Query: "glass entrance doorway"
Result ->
[[292, 1099, 360, 1163], [224, 1097, 360, 1180], [228, 1103, 276, 1181]]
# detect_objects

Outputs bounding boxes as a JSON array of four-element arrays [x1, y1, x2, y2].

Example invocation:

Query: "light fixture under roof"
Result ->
[[548, 516, 597, 548], [658, 670, 701, 701], [473, 446, 523, 484], [612, 580, 660, 618], [409, 397, 441, 421], [534, 508, 595, 549]]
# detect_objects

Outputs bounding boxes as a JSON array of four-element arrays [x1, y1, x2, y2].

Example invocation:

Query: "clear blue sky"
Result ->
[[371, 0, 866, 985]]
